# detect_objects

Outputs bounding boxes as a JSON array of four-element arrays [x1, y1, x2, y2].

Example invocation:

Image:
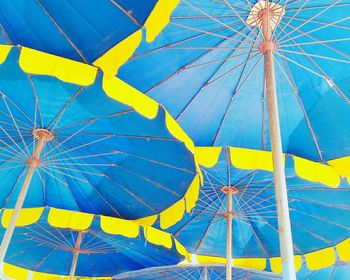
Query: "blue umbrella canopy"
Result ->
[[113, 264, 282, 279], [164, 147, 349, 270], [0, 0, 179, 75], [118, 0, 350, 162], [0, 45, 200, 225], [0, 207, 188, 278]]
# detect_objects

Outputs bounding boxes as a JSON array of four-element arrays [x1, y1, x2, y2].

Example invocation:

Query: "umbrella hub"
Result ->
[[221, 186, 239, 195], [260, 41, 277, 53], [33, 128, 54, 141], [26, 128, 54, 167]]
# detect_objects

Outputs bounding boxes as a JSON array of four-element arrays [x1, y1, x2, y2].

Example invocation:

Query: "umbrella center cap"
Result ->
[[33, 128, 54, 141], [260, 41, 277, 52], [221, 186, 239, 195]]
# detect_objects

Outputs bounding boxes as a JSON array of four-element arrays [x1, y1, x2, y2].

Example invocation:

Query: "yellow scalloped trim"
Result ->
[[102, 76, 159, 119], [143, 227, 173, 249], [19, 47, 97, 86], [230, 147, 278, 172], [3, 263, 28, 280], [233, 258, 266, 271], [269, 256, 302, 273], [160, 198, 185, 229], [294, 156, 340, 187], [48, 208, 94, 230], [174, 239, 190, 260], [305, 247, 336, 270], [2, 208, 44, 227], [195, 254, 228, 265], [134, 215, 158, 227], [0, 45, 11, 64], [145, 0, 180, 42], [100, 216, 139, 238], [336, 238, 350, 262], [195, 147, 222, 168], [328, 156, 350, 184], [33, 272, 69, 280], [93, 30, 142, 76], [185, 175, 201, 213], [165, 111, 195, 153]]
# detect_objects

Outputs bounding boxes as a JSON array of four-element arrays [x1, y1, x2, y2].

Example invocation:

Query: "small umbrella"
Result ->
[[117, 1, 350, 277], [0, 45, 200, 266], [165, 147, 349, 277], [0, 207, 188, 279], [0, 0, 179, 75], [113, 264, 282, 279]]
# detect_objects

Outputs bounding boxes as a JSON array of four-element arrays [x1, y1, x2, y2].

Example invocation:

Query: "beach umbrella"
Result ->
[[0, 45, 201, 267], [0, 207, 189, 279], [117, 1, 350, 278], [113, 264, 282, 279], [164, 147, 349, 278], [0, 0, 179, 75]]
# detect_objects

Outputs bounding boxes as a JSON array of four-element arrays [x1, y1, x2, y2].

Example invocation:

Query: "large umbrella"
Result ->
[[0, 45, 201, 266], [0, 207, 188, 279], [113, 264, 282, 279], [164, 147, 349, 277], [117, 1, 350, 278], [0, 0, 179, 75]]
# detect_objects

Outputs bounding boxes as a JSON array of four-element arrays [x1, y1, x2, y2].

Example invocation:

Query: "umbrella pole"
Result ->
[[69, 230, 83, 280], [260, 6, 296, 280], [0, 129, 52, 263], [203, 266, 208, 280], [225, 186, 233, 280]]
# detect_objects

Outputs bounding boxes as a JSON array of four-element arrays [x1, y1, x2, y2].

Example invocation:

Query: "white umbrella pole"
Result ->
[[225, 187, 233, 280], [69, 230, 83, 280], [203, 266, 208, 280], [260, 6, 296, 280], [0, 129, 52, 263]]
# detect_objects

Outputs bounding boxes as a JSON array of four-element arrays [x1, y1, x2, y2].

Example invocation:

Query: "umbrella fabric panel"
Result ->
[[113, 265, 282, 279], [0, 0, 157, 63], [118, 0, 350, 161], [0, 45, 199, 222], [166, 147, 350, 258]]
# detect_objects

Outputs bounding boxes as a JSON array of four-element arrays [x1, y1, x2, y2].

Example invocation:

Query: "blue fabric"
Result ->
[[164, 148, 350, 258], [0, 0, 158, 62], [0, 47, 197, 220], [297, 260, 350, 280], [118, 0, 350, 161], [0, 209, 183, 277], [114, 265, 282, 279]]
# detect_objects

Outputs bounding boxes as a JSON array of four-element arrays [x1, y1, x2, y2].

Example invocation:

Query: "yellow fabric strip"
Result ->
[[194, 147, 222, 168], [1, 207, 44, 227], [328, 156, 350, 179], [305, 247, 336, 270], [145, 0, 180, 42], [159, 198, 185, 229], [294, 156, 340, 187], [336, 238, 350, 262], [230, 147, 278, 172], [100, 216, 139, 238], [143, 227, 173, 249], [33, 271, 69, 279], [134, 215, 158, 227], [3, 263, 29, 280], [174, 239, 189, 260], [233, 258, 266, 271], [48, 208, 93, 230], [185, 175, 200, 213], [0, 45, 11, 64], [19, 47, 97, 86], [102, 76, 159, 119], [269, 256, 302, 273], [165, 111, 195, 153], [93, 30, 142, 76], [195, 254, 228, 265]]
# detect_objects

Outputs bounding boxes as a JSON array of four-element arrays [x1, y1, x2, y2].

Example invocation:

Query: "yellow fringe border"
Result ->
[[93, 0, 179, 76], [195, 147, 344, 188], [0, 207, 190, 280]]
